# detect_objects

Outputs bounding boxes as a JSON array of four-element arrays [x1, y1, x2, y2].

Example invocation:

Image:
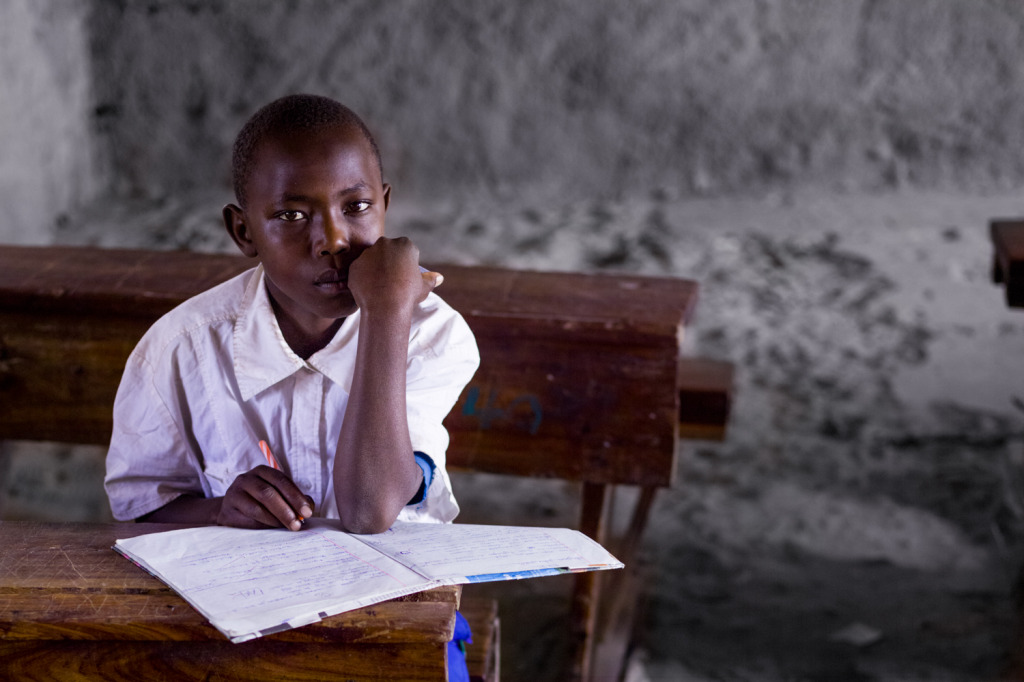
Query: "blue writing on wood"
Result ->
[[461, 387, 543, 435]]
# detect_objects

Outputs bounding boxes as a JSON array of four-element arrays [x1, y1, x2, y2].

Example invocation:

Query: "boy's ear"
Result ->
[[382, 183, 391, 212], [223, 204, 259, 258]]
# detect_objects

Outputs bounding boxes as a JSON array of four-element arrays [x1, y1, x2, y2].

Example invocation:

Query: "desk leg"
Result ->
[[590, 486, 659, 681], [570, 482, 610, 682], [616, 486, 657, 568]]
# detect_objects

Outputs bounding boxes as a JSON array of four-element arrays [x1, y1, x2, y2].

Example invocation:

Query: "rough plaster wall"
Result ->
[[0, 0, 97, 245], [71, 1, 1024, 526], [87, 0, 1024, 206]]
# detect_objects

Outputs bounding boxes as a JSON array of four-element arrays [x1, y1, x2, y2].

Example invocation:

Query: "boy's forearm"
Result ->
[[333, 308, 423, 534]]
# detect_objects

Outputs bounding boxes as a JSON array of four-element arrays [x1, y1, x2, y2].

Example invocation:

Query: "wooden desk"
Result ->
[[0, 246, 700, 487], [990, 219, 1024, 680], [0, 522, 460, 681]]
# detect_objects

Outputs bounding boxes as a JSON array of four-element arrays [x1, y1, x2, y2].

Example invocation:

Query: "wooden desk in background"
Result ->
[[0, 522, 460, 681], [990, 219, 1024, 308], [989, 219, 1024, 680]]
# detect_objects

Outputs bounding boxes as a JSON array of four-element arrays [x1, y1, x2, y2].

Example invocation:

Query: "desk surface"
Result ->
[[0, 522, 459, 680]]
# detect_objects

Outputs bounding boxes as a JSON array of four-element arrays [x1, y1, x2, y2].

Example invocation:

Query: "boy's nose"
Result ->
[[318, 215, 349, 256]]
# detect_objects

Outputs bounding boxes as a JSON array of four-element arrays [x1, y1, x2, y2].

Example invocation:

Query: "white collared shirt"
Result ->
[[105, 264, 479, 524]]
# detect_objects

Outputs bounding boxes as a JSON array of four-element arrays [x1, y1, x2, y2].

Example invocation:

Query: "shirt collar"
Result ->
[[306, 307, 359, 393], [233, 265, 359, 401]]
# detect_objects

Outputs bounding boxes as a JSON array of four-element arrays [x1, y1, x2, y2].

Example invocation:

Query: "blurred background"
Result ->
[[4, 1, 1024, 679]]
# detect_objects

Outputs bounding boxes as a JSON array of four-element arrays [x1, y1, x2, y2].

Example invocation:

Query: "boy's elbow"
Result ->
[[338, 506, 400, 535], [336, 483, 414, 534], [342, 518, 389, 535]]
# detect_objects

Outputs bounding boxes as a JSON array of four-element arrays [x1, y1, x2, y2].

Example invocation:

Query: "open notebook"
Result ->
[[114, 520, 622, 643]]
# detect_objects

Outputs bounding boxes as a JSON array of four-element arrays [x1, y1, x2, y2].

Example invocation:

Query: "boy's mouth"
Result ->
[[314, 269, 348, 290]]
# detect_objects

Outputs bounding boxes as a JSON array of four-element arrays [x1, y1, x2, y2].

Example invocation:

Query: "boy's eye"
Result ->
[[277, 210, 306, 222], [346, 201, 371, 214]]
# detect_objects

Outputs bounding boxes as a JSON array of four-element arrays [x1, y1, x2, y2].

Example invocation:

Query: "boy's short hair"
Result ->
[[231, 94, 383, 207]]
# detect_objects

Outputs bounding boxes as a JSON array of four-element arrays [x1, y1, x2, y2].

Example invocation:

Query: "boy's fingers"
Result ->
[[220, 493, 282, 529], [261, 468, 314, 520], [420, 271, 443, 289], [226, 467, 311, 531], [254, 468, 313, 530]]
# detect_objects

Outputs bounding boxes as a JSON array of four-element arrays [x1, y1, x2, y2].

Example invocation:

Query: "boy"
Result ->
[[105, 94, 479, 537]]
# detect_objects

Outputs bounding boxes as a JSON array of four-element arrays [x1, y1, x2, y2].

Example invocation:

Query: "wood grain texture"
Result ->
[[460, 598, 499, 682], [0, 640, 447, 682], [0, 245, 703, 486], [0, 522, 459, 644], [0, 522, 457, 680]]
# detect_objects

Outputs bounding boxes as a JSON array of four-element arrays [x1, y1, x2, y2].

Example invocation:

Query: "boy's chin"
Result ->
[[307, 286, 356, 313], [317, 300, 358, 320]]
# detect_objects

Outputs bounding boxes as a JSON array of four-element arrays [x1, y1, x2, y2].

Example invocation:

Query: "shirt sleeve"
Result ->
[[407, 451, 436, 505], [398, 296, 480, 524], [104, 348, 208, 521]]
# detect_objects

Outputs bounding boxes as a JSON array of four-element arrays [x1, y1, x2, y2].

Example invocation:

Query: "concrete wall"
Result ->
[[68, 2, 1024, 543], [85, 0, 1024, 206], [0, 0, 98, 245]]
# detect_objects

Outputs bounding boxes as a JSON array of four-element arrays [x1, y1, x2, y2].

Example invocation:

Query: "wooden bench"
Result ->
[[991, 218, 1024, 308], [0, 245, 732, 681], [989, 220, 1024, 680]]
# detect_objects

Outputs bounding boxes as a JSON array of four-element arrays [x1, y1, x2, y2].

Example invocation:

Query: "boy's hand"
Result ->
[[218, 466, 314, 531], [348, 237, 439, 314]]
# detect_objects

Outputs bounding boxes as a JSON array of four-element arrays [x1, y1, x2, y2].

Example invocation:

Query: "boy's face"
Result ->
[[224, 125, 390, 336]]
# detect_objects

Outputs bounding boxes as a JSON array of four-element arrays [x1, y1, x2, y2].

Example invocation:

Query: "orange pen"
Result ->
[[258, 439, 304, 524], [258, 439, 280, 470]]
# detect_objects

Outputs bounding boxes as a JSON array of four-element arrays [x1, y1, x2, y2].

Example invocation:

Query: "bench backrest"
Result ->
[[0, 245, 701, 488]]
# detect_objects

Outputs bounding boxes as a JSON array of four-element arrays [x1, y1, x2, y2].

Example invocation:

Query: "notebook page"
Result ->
[[114, 522, 434, 642], [353, 521, 623, 581]]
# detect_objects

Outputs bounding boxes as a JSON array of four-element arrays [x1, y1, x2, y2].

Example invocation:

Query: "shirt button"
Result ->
[[298, 479, 312, 490]]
